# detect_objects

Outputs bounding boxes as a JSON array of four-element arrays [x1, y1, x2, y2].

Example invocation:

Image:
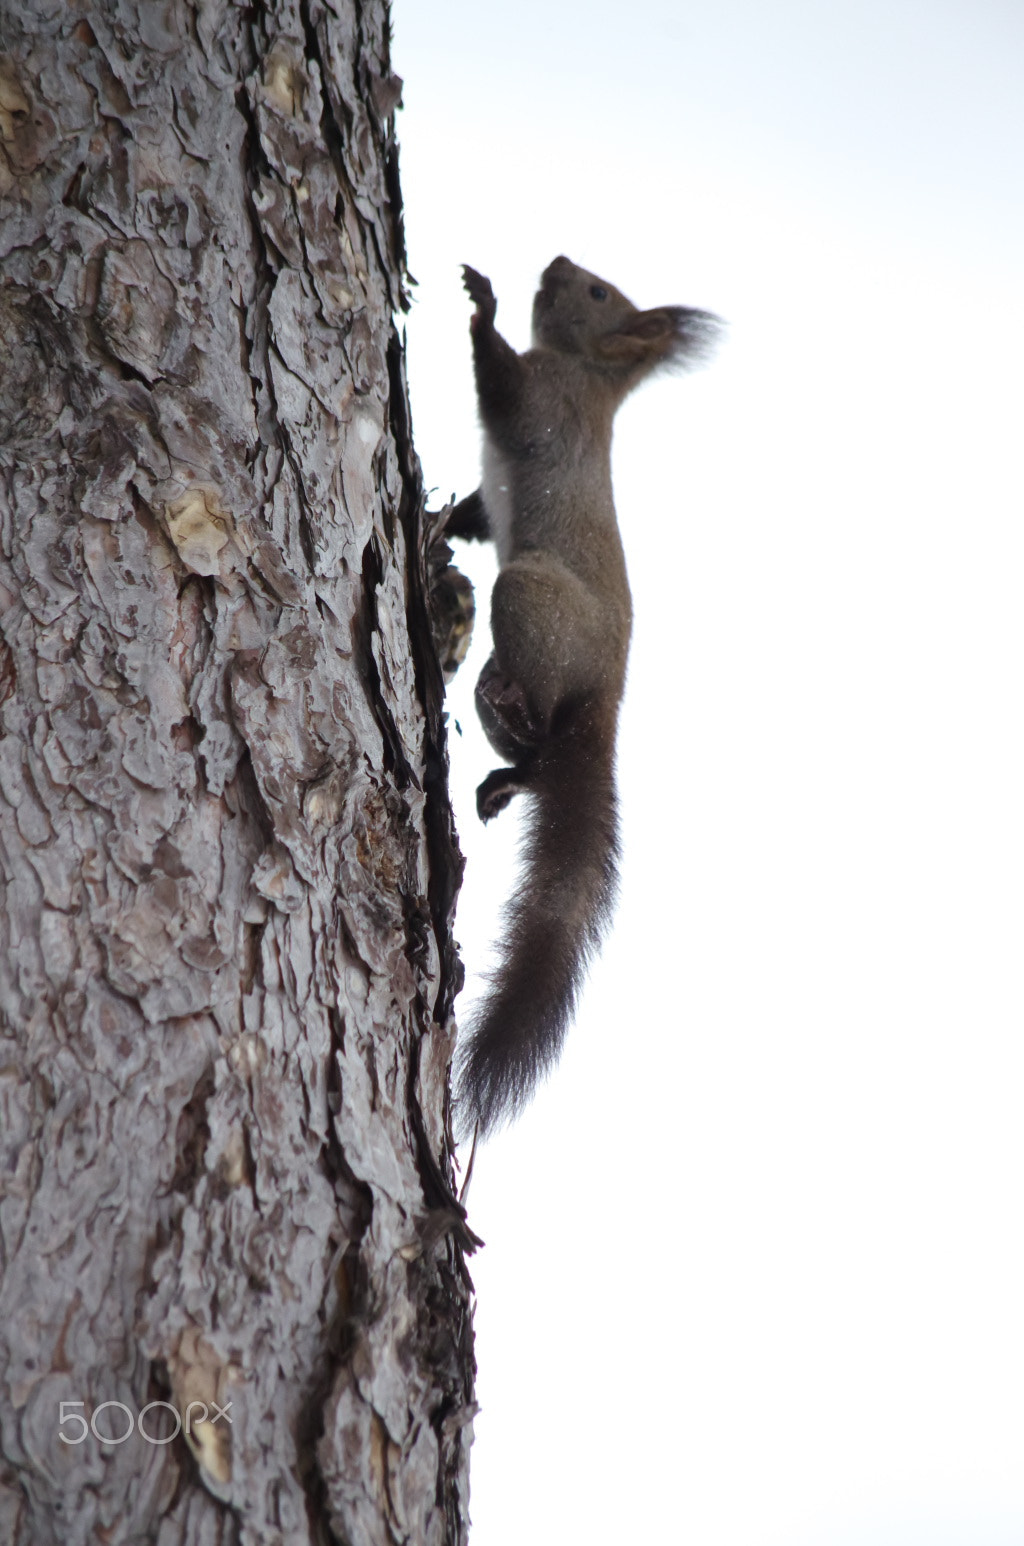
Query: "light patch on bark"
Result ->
[[164, 488, 233, 578]]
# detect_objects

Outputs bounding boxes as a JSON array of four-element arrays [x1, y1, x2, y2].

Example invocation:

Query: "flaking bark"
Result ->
[[0, 2, 474, 1542]]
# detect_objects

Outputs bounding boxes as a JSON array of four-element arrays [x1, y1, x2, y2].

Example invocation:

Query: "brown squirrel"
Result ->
[[449, 256, 720, 1136]]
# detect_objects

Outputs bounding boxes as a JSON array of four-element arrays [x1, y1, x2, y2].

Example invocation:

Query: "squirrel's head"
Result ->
[[531, 255, 721, 380]]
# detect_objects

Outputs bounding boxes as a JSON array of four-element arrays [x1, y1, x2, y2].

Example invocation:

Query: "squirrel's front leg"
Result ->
[[446, 488, 491, 542], [462, 265, 525, 431]]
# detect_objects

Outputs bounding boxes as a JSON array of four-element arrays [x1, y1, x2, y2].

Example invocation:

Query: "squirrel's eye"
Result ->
[[589, 285, 608, 301]]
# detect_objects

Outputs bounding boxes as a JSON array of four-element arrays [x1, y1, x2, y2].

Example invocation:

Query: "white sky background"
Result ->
[[390, 3, 1024, 1543]]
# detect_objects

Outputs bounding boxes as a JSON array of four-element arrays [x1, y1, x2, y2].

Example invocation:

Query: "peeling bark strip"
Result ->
[[0, 3, 474, 1543]]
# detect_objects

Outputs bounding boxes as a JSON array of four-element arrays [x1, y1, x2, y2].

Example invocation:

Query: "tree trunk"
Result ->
[[0, 3, 475, 1542]]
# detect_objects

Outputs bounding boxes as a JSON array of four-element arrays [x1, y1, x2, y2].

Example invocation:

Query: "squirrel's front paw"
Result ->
[[462, 265, 496, 325]]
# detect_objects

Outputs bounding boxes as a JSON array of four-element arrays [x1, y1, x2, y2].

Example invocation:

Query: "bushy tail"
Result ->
[[456, 705, 620, 1137]]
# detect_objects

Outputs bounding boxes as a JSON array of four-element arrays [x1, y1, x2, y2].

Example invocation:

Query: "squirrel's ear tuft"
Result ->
[[597, 306, 723, 371], [664, 306, 724, 366]]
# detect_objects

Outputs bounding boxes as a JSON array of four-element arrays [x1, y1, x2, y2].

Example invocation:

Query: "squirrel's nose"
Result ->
[[540, 255, 573, 286]]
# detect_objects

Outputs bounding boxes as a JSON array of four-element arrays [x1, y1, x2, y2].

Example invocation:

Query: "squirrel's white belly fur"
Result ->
[[480, 436, 515, 567]]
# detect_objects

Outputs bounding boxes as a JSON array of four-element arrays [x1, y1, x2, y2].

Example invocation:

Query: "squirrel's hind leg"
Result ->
[[474, 654, 545, 762], [476, 764, 532, 823]]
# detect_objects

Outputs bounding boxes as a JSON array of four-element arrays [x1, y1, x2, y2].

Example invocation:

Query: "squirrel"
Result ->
[[449, 255, 720, 1136]]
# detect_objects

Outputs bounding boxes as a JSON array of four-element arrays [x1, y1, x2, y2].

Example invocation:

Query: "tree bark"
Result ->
[[0, 3, 474, 1542]]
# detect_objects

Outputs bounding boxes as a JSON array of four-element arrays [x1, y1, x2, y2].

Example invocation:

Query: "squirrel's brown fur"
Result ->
[[450, 256, 720, 1135]]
